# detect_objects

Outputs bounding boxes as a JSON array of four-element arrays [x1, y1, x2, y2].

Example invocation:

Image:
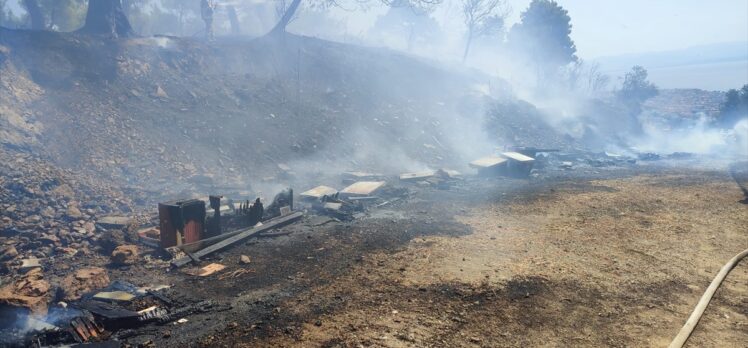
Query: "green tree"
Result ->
[[717, 85, 748, 127], [617, 65, 658, 115], [18, 0, 87, 31], [507, 0, 577, 81], [41, 0, 87, 32]]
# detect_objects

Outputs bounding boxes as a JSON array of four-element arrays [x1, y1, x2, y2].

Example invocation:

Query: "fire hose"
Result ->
[[668, 248, 748, 348]]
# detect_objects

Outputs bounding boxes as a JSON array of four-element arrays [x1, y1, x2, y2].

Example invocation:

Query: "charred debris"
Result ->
[[0, 146, 697, 347]]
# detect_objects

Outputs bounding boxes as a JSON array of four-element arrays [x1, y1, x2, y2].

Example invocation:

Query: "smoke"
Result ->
[[634, 115, 722, 154], [735, 119, 748, 155], [3, 305, 83, 337]]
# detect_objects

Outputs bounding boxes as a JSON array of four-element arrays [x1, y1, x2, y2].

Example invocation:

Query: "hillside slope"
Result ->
[[0, 29, 573, 198]]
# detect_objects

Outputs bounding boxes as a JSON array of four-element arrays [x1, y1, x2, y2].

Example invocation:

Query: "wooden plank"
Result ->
[[177, 213, 296, 253], [183, 263, 226, 277], [340, 181, 386, 197], [501, 151, 535, 162], [341, 171, 385, 182], [346, 196, 379, 201], [469, 155, 508, 169], [171, 211, 303, 268], [399, 170, 436, 181], [300, 185, 338, 199]]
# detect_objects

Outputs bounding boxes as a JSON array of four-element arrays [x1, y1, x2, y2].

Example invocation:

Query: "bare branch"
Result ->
[[461, 0, 508, 62]]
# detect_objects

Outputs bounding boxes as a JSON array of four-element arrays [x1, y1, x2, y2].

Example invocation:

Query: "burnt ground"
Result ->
[[47, 163, 745, 348]]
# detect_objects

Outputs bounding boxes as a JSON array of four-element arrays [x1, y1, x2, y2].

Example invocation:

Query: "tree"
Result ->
[[17, 0, 88, 32], [560, 60, 610, 96], [270, 0, 442, 36], [585, 62, 610, 95], [80, 0, 134, 38], [461, 0, 508, 63], [370, 0, 443, 52], [0, 1, 6, 25], [270, 0, 302, 35], [42, 0, 87, 32], [121, 0, 151, 34], [156, 0, 199, 36], [617, 65, 658, 115], [507, 0, 577, 80], [0, 0, 26, 28], [227, 5, 241, 35], [717, 85, 748, 127], [22, 0, 45, 30]]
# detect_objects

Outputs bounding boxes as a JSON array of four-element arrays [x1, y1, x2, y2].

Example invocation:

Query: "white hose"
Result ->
[[668, 248, 748, 348]]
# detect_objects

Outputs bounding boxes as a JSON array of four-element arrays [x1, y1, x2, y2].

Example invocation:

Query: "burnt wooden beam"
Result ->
[[171, 211, 303, 268]]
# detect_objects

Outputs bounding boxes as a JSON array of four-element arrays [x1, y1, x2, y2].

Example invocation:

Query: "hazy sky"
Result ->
[[6, 0, 748, 59], [340, 0, 748, 59], [537, 0, 748, 58]]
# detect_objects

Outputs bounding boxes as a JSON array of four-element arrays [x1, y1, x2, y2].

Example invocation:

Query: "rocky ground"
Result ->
[[643, 89, 725, 119], [0, 147, 136, 266]]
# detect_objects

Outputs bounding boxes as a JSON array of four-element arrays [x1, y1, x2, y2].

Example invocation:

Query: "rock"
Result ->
[[55, 247, 78, 256], [19, 258, 42, 272], [97, 216, 131, 229], [60, 267, 110, 301], [240, 255, 251, 264], [24, 215, 41, 223], [0, 246, 18, 262], [41, 207, 55, 218], [0, 268, 51, 319], [98, 229, 126, 254], [154, 85, 168, 98], [110, 245, 138, 266], [39, 234, 60, 246], [66, 205, 83, 219]]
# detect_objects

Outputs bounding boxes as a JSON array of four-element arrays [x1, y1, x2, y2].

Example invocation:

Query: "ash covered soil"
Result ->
[[0, 28, 746, 347], [88, 165, 745, 348]]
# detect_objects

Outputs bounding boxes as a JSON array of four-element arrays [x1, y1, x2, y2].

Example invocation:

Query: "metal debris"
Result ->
[[171, 211, 304, 268]]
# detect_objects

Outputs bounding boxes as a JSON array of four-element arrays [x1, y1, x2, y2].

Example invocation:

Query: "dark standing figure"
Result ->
[[201, 0, 216, 41], [207, 195, 222, 238], [247, 198, 264, 226]]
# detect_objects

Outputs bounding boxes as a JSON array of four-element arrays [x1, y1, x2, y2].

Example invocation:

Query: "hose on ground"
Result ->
[[668, 248, 748, 348]]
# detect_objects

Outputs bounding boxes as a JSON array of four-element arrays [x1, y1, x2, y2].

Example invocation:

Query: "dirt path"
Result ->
[[240, 171, 747, 347]]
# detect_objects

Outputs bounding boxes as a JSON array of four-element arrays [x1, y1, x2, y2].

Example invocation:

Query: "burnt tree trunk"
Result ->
[[269, 0, 301, 35], [227, 5, 241, 35], [462, 26, 473, 63], [80, 0, 133, 38], [22, 0, 45, 30]]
